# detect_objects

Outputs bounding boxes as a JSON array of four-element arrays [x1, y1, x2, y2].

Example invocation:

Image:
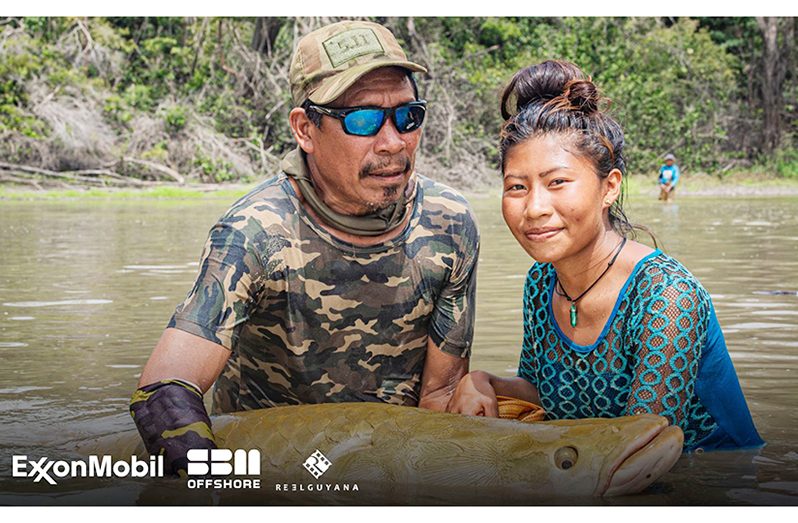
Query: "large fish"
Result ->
[[77, 403, 683, 504]]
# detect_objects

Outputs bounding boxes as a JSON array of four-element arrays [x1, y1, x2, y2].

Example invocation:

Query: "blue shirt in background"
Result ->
[[659, 164, 681, 186]]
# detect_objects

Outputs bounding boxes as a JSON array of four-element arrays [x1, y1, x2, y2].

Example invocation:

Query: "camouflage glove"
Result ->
[[129, 379, 217, 477]]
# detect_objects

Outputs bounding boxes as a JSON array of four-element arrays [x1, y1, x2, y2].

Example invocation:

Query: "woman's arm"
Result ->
[[446, 370, 540, 417], [623, 279, 709, 429]]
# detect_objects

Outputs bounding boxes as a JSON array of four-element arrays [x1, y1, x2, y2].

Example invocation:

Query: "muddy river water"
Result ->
[[0, 191, 796, 505]]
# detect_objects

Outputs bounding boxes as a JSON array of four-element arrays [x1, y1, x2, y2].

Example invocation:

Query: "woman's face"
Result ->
[[502, 133, 617, 263]]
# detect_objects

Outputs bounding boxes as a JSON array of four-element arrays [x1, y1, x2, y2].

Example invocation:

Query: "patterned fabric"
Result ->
[[129, 379, 216, 476], [518, 250, 763, 451], [169, 173, 479, 414]]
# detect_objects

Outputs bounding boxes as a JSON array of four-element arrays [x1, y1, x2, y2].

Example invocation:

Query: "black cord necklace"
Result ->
[[555, 237, 628, 328]]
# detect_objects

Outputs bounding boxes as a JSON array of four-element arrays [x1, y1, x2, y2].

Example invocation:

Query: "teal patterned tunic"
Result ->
[[518, 250, 763, 451]]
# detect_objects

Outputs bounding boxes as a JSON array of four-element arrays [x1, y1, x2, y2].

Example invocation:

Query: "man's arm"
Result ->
[[417, 338, 469, 411], [139, 328, 231, 392], [130, 328, 231, 476]]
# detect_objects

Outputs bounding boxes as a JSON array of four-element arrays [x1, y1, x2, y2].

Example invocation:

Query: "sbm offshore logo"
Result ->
[[12, 455, 164, 485], [185, 448, 261, 489]]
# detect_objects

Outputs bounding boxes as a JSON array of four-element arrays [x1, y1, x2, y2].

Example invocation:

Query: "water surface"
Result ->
[[0, 193, 796, 505]]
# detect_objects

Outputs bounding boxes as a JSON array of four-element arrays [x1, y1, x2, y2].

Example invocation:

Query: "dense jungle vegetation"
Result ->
[[0, 17, 795, 190]]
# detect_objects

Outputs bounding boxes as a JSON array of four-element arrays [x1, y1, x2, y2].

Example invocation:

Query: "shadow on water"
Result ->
[[1, 195, 797, 505]]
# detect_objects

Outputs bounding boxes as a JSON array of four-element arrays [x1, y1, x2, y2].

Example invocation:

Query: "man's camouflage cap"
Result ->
[[289, 20, 427, 105]]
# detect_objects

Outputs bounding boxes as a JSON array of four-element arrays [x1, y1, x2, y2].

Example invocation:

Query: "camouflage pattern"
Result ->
[[289, 20, 427, 105], [168, 171, 479, 414], [129, 379, 216, 476]]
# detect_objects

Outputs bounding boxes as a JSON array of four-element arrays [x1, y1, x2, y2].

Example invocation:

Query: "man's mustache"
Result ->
[[359, 157, 412, 178]]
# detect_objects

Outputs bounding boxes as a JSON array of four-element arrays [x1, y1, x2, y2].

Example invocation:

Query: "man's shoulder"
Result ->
[[417, 174, 473, 211], [416, 174, 468, 205], [218, 174, 296, 228], [413, 174, 480, 251]]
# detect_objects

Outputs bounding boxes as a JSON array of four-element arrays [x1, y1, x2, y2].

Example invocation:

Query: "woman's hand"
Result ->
[[446, 370, 499, 417]]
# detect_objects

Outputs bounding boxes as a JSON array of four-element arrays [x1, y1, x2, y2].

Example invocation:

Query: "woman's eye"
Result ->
[[504, 184, 526, 192], [550, 178, 567, 187]]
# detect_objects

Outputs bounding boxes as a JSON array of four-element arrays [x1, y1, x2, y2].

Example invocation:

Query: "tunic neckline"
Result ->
[[546, 249, 662, 354]]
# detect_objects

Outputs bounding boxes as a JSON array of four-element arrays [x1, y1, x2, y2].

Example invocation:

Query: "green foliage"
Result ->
[[103, 94, 131, 125], [164, 105, 188, 134], [0, 29, 48, 137], [1, 16, 795, 187], [140, 142, 169, 162], [770, 148, 798, 178], [194, 155, 236, 183], [123, 85, 154, 111]]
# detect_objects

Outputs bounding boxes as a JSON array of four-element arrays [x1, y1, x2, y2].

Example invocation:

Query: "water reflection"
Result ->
[[0, 194, 797, 505]]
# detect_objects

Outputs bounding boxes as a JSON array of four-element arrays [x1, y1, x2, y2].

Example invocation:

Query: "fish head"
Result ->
[[530, 414, 683, 497]]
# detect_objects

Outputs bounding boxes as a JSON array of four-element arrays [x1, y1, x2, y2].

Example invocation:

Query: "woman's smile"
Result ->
[[523, 226, 563, 242]]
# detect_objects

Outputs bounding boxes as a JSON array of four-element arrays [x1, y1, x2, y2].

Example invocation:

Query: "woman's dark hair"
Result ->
[[499, 60, 650, 242]]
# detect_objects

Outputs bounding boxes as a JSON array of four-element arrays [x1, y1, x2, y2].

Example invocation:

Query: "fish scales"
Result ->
[[77, 402, 683, 503]]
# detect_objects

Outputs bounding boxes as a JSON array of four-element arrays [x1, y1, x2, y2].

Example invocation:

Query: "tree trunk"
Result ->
[[251, 18, 284, 55], [755, 17, 789, 154]]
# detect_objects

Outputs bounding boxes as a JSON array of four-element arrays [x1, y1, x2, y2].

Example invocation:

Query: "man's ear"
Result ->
[[289, 107, 316, 155], [603, 168, 623, 208]]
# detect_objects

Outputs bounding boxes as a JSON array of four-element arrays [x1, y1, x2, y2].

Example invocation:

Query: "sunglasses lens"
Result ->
[[394, 104, 426, 133], [343, 109, 385, 136]]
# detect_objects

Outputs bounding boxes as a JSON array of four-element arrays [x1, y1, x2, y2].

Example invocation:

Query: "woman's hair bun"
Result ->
[[501, 60, 600, 120], [561, 78, 599, 114]]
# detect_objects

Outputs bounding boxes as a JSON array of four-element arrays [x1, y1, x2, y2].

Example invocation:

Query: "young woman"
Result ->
[[448, 61, 763, 451]]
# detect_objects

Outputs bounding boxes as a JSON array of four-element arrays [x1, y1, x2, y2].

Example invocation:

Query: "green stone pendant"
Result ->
[[570, 302, 578, 327]]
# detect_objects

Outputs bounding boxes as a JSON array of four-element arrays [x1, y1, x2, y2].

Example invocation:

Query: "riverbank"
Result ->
[[1, 172, 798, 201], [626, 171, 798, 197]]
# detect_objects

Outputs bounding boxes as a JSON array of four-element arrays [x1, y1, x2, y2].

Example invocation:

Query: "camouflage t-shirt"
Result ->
[[168, 171, 479, 414]]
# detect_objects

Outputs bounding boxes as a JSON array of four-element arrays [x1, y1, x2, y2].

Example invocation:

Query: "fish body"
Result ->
[[78, 403, 683, 504]]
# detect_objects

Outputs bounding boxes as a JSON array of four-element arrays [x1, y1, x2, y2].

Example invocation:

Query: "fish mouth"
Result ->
[[601, 423, 684, 497]]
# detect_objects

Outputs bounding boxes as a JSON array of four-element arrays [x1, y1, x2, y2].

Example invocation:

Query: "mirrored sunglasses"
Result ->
[[308, 101, 427, 137]]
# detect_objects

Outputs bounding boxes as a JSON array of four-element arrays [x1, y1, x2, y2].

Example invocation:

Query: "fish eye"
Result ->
[[555, 446, 578, 470]]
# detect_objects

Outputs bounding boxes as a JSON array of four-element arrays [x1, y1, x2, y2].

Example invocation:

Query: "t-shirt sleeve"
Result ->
[[168, 221, 264, 351], [622, 270, 710, 430], [428, 203, 480, 358]]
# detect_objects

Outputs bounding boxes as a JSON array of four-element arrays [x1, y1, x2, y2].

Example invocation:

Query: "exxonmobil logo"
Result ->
[[12, 455, 163, 485]]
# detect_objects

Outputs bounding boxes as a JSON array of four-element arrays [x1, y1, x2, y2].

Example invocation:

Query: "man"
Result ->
[[129, 20, 480, 475]]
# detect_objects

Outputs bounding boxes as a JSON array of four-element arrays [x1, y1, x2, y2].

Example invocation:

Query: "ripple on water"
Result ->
[[123, 264, 192, 270], [728, 322, 795, 331], [723, 301, 793, 309], [2, 299, 112, 307], [0, 386, 53, 394], [751, 310, 798, 316], [727, 488, 798, 505], [759, 482, 798, 494], [728, 351, 798, 362], [0, 342, 28, 348], [8, 316, 35, 321]]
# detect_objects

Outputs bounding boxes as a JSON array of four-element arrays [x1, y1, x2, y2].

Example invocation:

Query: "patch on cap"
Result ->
[[323, 28, 385, 68]]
